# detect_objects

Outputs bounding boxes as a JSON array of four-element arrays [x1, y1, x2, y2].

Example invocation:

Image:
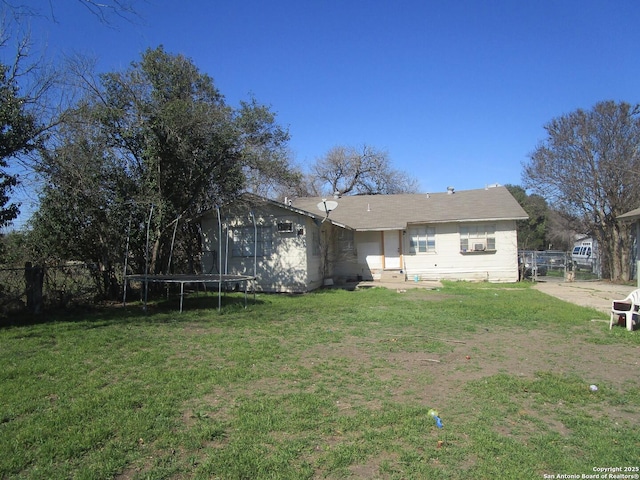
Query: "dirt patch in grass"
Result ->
[[264, 321, 640, 430], [170, 312, 639, 479], [437, 325, 637, 390]]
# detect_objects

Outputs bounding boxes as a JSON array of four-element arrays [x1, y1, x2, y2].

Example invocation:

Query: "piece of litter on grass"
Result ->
[[589, 384, 598, 392], [428, 409, 443, 428]]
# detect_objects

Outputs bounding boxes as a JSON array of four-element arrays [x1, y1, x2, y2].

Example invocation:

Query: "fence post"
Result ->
[[25, 262, 44, 314]]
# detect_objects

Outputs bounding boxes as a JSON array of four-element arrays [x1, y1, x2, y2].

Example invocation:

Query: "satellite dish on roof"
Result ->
[[317, 199, 338, 220]]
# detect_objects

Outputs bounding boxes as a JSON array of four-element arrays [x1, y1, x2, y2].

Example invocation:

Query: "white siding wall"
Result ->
[[331, 230, 382, 281], [200, 205, 313, 293], [358, 231, 384, 278], [331, 222, 520, 283], [401, 220, 519, 282], [304, 218, 325, 291]]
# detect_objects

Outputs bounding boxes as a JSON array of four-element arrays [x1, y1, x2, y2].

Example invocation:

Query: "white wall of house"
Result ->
[[200, 204, 315, 293], [331, 221, 519, 283], [358, 230, 384, 277], [329, 230, 382, 282], [303, 219, 327, 291], [401, 220, 519, 282]]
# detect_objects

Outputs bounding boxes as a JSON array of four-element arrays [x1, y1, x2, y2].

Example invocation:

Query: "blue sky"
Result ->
[[7, 0, 640, 224]]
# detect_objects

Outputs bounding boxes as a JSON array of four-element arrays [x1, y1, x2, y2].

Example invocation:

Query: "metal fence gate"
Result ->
[[518, 250, 601, 282]]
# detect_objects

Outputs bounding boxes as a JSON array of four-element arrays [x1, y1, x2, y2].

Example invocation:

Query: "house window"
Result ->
[[312, 229, 320, 256], [408, 226, 436, 253], [460, 224, 496, 252], [336, 229, 356, 260], [232, 226, 273, 257], [277, 221, 294, 233]]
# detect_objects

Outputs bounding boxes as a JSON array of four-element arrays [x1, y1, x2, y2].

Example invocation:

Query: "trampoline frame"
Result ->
[[123, 202, 259, 314], [124, 273, 255, 313]]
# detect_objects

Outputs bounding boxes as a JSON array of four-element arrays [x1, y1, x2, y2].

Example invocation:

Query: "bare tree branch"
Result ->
[[524, 100, 640, 281], [311, 144, 419, 196], [1, 0, 141, 28], [74, 0, 141, 26]]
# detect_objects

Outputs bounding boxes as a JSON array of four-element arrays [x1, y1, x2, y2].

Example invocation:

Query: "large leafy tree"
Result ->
[[31, 46, 293, 293], [0, 61, 39, 230], [29, 101, 134, 296], [0, 0, 142, 266], [524, 100, 640, 281], [236, 98, 301, 198], [505, 185, 549, 250], [93, 46, 245, 276]]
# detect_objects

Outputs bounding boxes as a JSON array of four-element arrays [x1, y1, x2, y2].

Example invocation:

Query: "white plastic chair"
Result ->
[[610, 289, 640, 331]]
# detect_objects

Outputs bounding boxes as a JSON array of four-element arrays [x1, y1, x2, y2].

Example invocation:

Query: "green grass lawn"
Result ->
[[1, 282, 638, 479]]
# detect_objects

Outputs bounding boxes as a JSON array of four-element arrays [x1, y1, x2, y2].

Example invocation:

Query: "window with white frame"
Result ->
[[459, 224, 496, 252], [232, 226, 273, 257], [408, 226, 436, 254]]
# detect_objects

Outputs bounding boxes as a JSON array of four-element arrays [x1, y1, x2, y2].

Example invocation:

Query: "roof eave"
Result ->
[[350, 215, 529, 231], [406, 216, 529, 225], [617, 210, 640, 221]]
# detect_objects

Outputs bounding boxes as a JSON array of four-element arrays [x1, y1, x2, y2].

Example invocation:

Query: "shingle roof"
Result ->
[[617, 206, 640, 221], [291, 186, 528, 231]]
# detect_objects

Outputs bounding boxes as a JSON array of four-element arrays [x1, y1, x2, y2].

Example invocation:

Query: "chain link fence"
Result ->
[[0, 263, 101, 317], [519, 250, 601, 282]]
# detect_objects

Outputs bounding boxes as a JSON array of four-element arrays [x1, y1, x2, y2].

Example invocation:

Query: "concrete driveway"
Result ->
[[533, 279, 636, 314], [356, 277, 635, 316]]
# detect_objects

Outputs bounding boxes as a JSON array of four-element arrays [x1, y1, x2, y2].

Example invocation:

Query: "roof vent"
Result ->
[[447, 186, 455, 195]]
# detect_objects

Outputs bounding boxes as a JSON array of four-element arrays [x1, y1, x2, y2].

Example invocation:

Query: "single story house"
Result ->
[[199, 186, 528, 292]]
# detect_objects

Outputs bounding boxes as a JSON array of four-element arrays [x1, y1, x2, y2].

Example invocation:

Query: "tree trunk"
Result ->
[[149, 227, 162, 274], [604, 221, 632, 282], [615, 222, 632, 281], [25, 262, 44, 314], [100, 261, 120, 300]]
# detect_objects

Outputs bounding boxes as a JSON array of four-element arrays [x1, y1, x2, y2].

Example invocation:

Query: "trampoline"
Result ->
[[123, 202, 260, 314], [124, 273, 255, 313]]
